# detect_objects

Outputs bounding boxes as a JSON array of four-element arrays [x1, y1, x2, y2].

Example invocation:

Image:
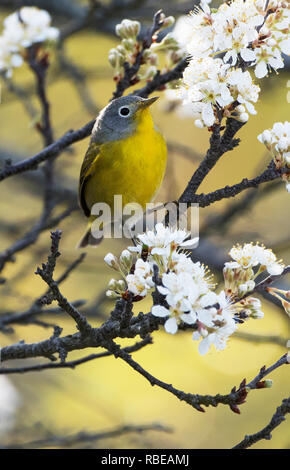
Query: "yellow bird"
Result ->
[[78, 95, 167, 247]]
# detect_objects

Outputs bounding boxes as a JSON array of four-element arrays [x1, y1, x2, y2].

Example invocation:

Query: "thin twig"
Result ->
[[0, 337, 152, 374], [233, 396, 290, 449], [7, 422, 172, 449], [35, 231, 92, 335]]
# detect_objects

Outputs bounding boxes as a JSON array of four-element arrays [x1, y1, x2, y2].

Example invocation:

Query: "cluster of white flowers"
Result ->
[[229, 242, 285, 275], [180, 0, 289, 73], [223, 242, 284, 319], [108, 16, 186, 83], [0, 7, 59, 77], [258, 121, 290, 192], [180, 56, 260, 127], [104, 224, 286, 355], [168, 0, 289, 128]]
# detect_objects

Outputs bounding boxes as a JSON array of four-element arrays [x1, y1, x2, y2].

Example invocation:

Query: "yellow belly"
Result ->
[[85, 116, 167, 214]]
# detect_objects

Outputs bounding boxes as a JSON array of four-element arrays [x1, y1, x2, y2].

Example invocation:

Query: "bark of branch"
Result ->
[[233, 396, 290, 449], [6, 422, 171, 449], [0, 337, 152, 374], [35, 231, 92, 336], [179, 119, 244, 204]]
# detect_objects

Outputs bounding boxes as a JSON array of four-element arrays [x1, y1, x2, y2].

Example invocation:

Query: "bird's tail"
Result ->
[[77, 221, 103, 249]]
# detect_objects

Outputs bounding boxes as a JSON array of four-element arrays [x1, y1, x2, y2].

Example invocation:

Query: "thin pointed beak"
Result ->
[[139, 96, 159, 109]]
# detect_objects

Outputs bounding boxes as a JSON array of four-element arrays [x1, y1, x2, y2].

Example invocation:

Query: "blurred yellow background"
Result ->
[[0, 5, 289, 449]]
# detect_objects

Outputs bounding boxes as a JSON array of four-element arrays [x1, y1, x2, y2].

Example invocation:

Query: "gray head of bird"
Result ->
[[91, 95, 158, 143]]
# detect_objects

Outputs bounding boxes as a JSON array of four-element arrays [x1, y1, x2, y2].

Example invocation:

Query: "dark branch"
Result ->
[[233, 396, 290, 449], [193, 161, 282, 208], [0, 251, 86, 331], [106, 340, 289, 414], [179, 119, 244, 204], [7, 422, 172, 449], [35, 231, 92, 335], [0, 337, 152, 374]]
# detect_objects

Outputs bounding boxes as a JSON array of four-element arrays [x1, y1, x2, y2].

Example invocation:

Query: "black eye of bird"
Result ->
[[119, 106, 130, 117]]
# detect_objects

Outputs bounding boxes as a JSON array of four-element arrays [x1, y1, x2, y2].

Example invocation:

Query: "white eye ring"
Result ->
[[118, 106, 131, 117]]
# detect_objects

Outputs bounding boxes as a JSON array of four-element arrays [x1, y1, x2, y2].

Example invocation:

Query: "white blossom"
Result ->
[[165, 0, 289, 124], [193, 291, 238, 354], [258, 121, 290, 191], [104, 253, 119, 270], [258, 121, 290, 158], [134, 222, 197, 257], [227, 69, 260, 114], [0, 36, 23, 76], [229, 242, 284, 275], [158, 271, 200, 312], [3, 7, 59, 49], [185, 4, 215, 58], [104, 224, 286, 355], [0, 7, 59, 77], [126, 259, 154, 297], [179, 56, 260, 127], [152, 303, 197, 335], [253, 44, 284, 78]]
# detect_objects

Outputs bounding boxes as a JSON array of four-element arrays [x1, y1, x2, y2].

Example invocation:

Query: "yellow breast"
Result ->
[[84, 108, 167, 213]]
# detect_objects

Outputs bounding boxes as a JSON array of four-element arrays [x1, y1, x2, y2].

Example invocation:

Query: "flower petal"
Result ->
[[151, 305, 169, 318], [164, 317, 178, 334]]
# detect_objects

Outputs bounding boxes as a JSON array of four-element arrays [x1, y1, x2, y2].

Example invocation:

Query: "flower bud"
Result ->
[[116, 19, 140, 39], [139, 65, 157, 81], [122, 38, 136, 51], [258, 129, 272, 148], [116, 45, 127, 56], [251, 310, 264, 319], [119, 249, 133, 271], [264, 379, 273, 388], [162, 16, 175, 29], [104, 253, 119, 270], [108, 48, 125, 69], [235, 105, 246, 113], [106, 289, 119, 299], [108, 278, 118, 289], [108, 48, 118, 68], [256, 379, 273, 388], [107, 278, 126, 294], [239, 113, 249, 123], [143, 49, 158, 65], [117, 279, 126, 291], [150, 33, 180, 52], [195, 119, 204, 128], [120, 249, 132, 262]]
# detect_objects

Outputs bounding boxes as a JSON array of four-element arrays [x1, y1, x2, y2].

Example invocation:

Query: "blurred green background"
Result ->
[[0, 0, 289, 449]]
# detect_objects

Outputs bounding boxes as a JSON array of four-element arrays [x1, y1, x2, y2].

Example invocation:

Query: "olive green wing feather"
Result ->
[[79, 142, 100, 217]]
